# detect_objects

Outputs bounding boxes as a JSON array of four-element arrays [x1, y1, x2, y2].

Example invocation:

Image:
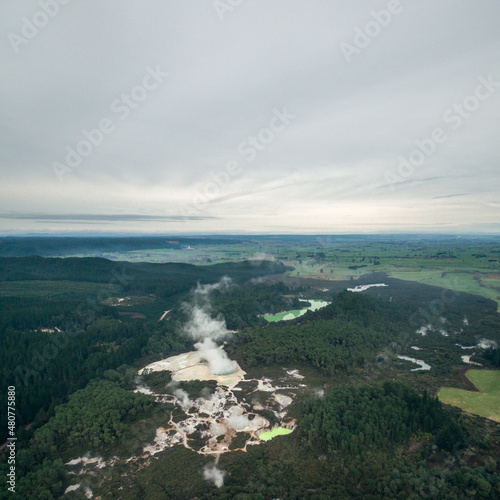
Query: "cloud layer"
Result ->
[[1, 1, 499, 234]]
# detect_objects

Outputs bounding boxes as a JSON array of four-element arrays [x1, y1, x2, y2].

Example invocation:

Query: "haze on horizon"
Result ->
[[1, 1, 499, 235]]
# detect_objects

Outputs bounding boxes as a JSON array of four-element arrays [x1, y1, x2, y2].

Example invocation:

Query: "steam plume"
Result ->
[[195, 338, 237, 375], [182, 278, 237, 375], [226, 407, 253, 431], [203, 464, 225, 488], [167, 382, 193, 410], [174, 388, 193, 410]]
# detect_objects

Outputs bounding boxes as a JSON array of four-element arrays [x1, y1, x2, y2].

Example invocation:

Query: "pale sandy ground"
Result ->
[[139, 350, 246, 388], [347, 283, 388, 292], [461, 354, 482, 366]]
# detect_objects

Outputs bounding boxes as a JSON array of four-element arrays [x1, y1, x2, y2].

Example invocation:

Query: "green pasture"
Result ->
[[438, 370, 500, 422], [389, 270, 500, 311]]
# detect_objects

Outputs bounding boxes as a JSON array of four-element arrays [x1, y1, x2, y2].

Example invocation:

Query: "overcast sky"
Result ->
[[1, 0, 499, 234]]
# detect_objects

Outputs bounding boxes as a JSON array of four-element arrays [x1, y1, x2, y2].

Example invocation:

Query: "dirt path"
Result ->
[[159, 310, 171, 321], [168, 412, 191, 450]]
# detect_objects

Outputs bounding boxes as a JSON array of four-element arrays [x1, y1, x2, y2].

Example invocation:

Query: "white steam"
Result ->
[[248, 252, 276, 263], [203, 464, 225, 488], [183, 278, 237, 376], [174, 388, 193, 410], [184, 307, 228, 342], [226, 407, 253, 431], [194, 276, 231, 298], [477, 338, 497, 349], [313, 388, 325, 398], [133, 376, 154, 395], [195, 338, 237, 375], [168, 382, 193, 410]]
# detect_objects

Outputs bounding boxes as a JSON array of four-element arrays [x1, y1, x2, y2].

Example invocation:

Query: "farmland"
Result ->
[[438, 370, 500, 422]]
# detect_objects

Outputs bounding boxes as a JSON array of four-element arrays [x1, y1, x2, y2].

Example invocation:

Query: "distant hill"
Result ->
[[0, 236, 242, 257], [0, 256, 286, 299]]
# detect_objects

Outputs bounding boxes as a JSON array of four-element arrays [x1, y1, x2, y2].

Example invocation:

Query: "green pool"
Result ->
[[259, 427, 293, 441], [263, 300, 329, 322]]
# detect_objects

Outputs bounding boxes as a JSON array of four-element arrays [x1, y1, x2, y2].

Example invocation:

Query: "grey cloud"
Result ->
[[1, 1, 499, 234], [433, 193, 471, 200], [0, 213, 217, 222]]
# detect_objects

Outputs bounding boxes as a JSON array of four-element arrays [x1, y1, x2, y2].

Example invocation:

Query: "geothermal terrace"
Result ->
[[65, 281, 300, 484], [138, 349, 299, 458], [139, 348, 246, 388]]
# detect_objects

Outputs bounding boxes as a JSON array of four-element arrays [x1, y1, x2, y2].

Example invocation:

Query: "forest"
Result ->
[[239, 291, 415, 372]]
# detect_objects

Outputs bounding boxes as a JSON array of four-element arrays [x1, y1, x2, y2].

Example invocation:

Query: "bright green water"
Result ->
[[263, 300, 329, 322], [259, 427, 293, 441]]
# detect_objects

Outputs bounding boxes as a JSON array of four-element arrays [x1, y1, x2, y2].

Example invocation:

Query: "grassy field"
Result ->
[[438, 370, 500, 422], [389, 270, 500, 311]]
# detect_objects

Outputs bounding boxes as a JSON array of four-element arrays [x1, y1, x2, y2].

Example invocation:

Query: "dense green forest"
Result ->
[[301, 382, 451, 454], [211, 384, 498, 499], [238, 291, 413, 372], [0, 319, 152, 439], [242, 318, 392, 372], [2, 377, 157, 499], [33, 379, 155, 453]]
